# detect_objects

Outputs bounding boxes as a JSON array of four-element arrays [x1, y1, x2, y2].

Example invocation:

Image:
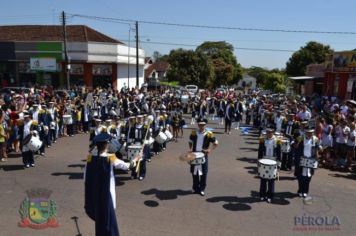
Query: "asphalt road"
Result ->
[[1, 118, 356, 236]]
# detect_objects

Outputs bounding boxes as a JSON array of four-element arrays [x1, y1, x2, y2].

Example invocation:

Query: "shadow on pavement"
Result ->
[[236, 157, 257, 164], [245, 141, 259, 145], [141, 188, 192, 200], [239, 147, 258, 152], [243, 137, 260, 141], [278, 176, 296, 181], [115, 176, 132, 186], [1, 164, 25, 171], [244, 166, 258, 175], [0, 165, 25, 171], [68, 164, 85, 168], [328, 173, 356, 180], [7, 152, 22, 158], [144, 200, 159, 207], [206, 195, 257, 211], [52, 172, 83, 179]]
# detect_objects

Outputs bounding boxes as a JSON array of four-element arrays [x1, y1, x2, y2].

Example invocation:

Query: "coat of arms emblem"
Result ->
[[19, 188, 59, 229]]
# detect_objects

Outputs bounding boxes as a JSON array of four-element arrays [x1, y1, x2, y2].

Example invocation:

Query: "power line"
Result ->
[[68, 13, 356, 35], [121, 40, 295, 52]]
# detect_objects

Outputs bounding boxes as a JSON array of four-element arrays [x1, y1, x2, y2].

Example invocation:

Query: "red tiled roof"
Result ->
[[0, 25, 123, 44], [145, 61, 170, 78]]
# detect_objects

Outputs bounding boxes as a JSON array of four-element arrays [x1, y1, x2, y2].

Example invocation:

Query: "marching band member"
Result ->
[[281, 113, 298, 171], [218, 98, 226, 125], [131, 115, 149, 180], [90, 119, 103, 141], [38, 104, 52, 155], [258, 128, 281, 203], [48, 102, 58, 144], [233, 99, 243, 130], [274, 110, 284, 133], [294, 129, 321, 198], [224, 100, 235, 134], [84, 132, 139, 236], [81, 103, 90, 134], [188, 118, 218, 196], [19, 112, 39, 168]]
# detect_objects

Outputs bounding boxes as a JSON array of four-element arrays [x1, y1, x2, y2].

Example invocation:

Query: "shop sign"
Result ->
[[30, 58, 57, 72]]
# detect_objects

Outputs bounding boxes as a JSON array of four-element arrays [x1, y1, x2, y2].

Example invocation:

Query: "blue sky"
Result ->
[[1, 0, 356, 69]]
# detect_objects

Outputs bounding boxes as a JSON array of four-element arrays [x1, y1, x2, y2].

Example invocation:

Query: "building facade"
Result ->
[[0, 25, 145, 90], [324, 50, 356, 100]]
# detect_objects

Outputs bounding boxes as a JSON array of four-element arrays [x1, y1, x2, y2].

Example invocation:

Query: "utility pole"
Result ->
[[135, 21, 139, 87], [62, 11, 70, 89]]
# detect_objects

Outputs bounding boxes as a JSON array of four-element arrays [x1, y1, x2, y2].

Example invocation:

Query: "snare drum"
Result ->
[[281, 139, 291, 153], [258, 159, 278, 179], [127, 145, 142, 161], [144, 137, 155, 145], [63, 115, 72, 125], [300, 156, 318, 169], [50, 121, 56, 130], [190, 152, 206, 165], [155, 131, 167, 144], [23, 135, 43, 152], [164, 130, 173, 140]]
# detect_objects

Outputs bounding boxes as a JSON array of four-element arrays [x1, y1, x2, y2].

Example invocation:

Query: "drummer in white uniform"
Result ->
[[257, 128, 281, 203], [295, 129, 321, 198], [188, 118, 218, 196]]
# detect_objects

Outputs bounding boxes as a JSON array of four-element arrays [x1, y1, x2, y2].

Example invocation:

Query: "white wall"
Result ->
[[67, 42, 88, 61], [116, 64, 144, 90], [238, 74, 257, 89], [87, 42, 118, 63]]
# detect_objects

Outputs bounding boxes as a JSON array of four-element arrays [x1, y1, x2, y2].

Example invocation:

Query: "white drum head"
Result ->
[[193, 152, 205, 158], [259, 159, 277, 165]]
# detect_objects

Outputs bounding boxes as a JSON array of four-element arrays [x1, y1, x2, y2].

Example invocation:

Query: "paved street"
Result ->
[[1, 118, 356, 236]]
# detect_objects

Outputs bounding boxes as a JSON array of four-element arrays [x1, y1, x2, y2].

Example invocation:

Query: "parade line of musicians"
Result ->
[[2, 87, 354, 236]]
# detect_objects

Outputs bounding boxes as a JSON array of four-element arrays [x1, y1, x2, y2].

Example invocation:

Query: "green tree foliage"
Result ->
[[286, 41, 333, 76], [166, 49, 214, 87], [196, 41, 243, 87], [262, 72, 287, 93]]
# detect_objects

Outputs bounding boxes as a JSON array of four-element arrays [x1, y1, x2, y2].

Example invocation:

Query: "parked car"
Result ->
[[185, 85, 198, 95]]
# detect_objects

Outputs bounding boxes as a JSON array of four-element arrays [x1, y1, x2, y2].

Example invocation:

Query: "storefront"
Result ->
[[0, 25, 145, 90], [324, 50, 356, 99]]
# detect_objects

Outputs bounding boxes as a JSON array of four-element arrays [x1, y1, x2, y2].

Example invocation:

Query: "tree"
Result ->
[[262, 72, 287, 93], [152, 51, 168, 62], [166, 49, 214, 88], [196, 41, 243, 86], [286, 41, 333, 76]]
